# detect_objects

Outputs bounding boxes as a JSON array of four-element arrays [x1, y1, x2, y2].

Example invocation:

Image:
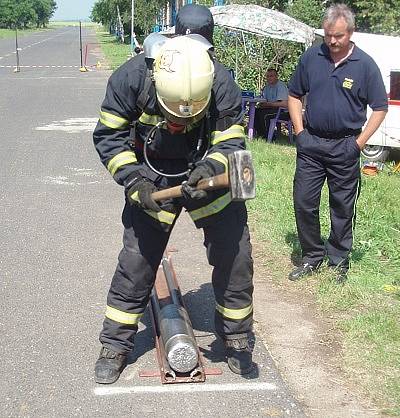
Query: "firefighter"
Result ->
[[93, 7, 254, 385]]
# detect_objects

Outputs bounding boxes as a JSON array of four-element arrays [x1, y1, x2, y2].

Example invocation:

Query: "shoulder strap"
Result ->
[[136, 69, 154, 113]]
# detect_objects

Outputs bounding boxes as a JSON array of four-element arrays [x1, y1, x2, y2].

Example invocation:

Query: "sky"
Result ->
[[52, 0, 97, 21]]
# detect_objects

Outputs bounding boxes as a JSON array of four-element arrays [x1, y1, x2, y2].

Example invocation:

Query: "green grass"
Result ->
[[0, 28, 47, 39], [247, 135, 400, 414], [95, 29, 132, 70]]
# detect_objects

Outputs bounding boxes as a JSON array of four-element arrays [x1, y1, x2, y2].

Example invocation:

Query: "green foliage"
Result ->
[[34, 0, 56, 28], [91, 0, 168, 41], [352, 0, 400, 35], [0, 0, 56, 29], [226, 0, 289, 9], [286, 0, 324, 28], [213, 27, 304, 93]]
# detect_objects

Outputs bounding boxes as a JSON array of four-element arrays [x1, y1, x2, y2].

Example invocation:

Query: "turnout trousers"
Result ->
[[100, 200, 254, 354], [293, 129, 361, 269]]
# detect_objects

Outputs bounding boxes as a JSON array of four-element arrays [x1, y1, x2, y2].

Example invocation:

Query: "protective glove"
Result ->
[[181, 160, 216, 200], [125, 176, 161, 212]]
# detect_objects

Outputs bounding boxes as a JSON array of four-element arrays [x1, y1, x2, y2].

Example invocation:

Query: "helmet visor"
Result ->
[[157, 93, 211, 125]]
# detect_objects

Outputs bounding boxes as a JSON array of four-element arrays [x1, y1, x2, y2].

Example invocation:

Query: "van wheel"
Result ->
[[361, 145, 390, 162]]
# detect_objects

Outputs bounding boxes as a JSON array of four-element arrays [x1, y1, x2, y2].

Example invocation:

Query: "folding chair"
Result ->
[[266, 107, 294, 143]]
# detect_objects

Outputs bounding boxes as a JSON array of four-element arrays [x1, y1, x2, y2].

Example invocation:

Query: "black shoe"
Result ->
[[288, 262, 320, 281], [225, 338, 254, 375], [95, 346, 127, 384], [329, 266, 348, 284]]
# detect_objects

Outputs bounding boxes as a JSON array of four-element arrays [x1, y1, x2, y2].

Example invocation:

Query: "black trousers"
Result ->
[[254, 108, 277, 137], [100, 201, 254, 354], [293, 129, 361, 269]]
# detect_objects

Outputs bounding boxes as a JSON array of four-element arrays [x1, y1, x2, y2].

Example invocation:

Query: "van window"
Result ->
[[390, 71, 400, 100]]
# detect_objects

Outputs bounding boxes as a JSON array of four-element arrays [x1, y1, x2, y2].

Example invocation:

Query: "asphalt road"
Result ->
[[0, 27, 304, 417]]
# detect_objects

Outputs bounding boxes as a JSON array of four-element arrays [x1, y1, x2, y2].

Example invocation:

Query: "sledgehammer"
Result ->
[[151, 150, 256, 202]]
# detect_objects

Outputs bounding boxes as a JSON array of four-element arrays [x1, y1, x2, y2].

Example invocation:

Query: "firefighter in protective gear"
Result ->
[[93, 5, 254, 385]]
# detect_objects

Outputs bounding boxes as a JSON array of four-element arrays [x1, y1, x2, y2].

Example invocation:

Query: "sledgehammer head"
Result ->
[[229, 150, 256, 201]]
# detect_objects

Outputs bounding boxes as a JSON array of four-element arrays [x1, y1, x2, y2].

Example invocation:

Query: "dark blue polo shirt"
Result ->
[[288, 43, 388, 134]]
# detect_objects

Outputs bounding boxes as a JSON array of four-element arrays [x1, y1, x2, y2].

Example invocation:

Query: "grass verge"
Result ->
[[0, 28, 47, 39], [247, 136, 400, 414], [95, 29, 132, 70]]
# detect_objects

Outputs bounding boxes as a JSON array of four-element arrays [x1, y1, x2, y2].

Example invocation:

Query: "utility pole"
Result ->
[[130, 0, 140, 55], [79, 21, 87, 72]]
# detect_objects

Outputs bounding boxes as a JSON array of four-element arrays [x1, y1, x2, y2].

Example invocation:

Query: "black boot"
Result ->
[[329, 265, 348, 284], [94, 346, 127, 384], [225, 337, 254, 375], [288, 262, 320, 281]]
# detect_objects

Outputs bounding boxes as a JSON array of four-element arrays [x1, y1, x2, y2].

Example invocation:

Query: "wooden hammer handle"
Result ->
[[151, 172, 229, 202]]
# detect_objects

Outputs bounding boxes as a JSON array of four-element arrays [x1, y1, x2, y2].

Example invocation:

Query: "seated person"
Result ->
[[254, 68, 289, 138]]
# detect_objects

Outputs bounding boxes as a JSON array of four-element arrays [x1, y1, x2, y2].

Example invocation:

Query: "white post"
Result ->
[[131, 0, 134, 56]]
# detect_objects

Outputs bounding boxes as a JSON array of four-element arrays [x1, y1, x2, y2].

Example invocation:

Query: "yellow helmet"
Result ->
[[153, 35, 215, 125]]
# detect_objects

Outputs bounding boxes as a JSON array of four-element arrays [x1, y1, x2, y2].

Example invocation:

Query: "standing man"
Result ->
[[254, 68, 288, 138], [287, 3, 387, 283], [92, 5, 254, 385]]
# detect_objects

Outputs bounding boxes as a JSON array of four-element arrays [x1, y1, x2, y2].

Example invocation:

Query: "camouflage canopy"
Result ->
[[210, 5, 315, 47]]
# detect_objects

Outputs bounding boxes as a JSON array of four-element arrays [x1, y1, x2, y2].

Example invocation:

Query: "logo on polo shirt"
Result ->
[[343, 78, 354, 89]]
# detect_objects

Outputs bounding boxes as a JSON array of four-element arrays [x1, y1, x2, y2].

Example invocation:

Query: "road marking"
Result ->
[[94, 381, 277, 396], [36, 117, 98, 133], [0, 29, 75, 58], [41, 175, 100, 186], [40, 167, 104, 186]]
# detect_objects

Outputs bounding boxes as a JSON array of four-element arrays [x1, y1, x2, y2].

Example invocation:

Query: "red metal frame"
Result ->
[[139, 251, 222, 384]]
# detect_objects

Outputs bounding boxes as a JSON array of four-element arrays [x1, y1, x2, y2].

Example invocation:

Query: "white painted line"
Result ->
[[0, 29, 75, 58], [94, 381, 277, 396], [36, 117, 98, 133]]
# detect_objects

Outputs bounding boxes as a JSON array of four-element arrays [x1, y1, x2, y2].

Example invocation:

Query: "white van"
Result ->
[[314, 30, 400, 161]]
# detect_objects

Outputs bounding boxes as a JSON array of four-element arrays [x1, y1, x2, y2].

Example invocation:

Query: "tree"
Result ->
[[0, 0, 18, 28], [0, 0, 57, 29], [33, 0, 57, 28], [14, 0, 37, 28], [352, 0, 400, 35], [91, 0, 169, 42], [286, 0, 324, 28]]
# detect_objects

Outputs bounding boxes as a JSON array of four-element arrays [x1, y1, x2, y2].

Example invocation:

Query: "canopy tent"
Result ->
[[210, 5, 315, 47]]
